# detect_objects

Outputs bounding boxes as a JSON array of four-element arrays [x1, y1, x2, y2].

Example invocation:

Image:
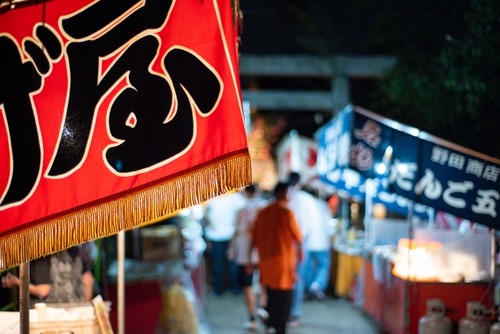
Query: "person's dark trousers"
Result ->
[[209, 240, 239, 294], [266, 287, 293, 334]]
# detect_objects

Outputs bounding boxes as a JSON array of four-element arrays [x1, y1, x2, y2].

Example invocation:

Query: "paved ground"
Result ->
[[204, 292, 385, 334]]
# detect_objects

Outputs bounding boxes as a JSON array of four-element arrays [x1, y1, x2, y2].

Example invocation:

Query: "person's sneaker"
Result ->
[[287, 316, 300, 328], [243, 320, 257, 331], [257, 307, 269, 320], [257, 307, 269, 326], [266, 327, 276, 334], [208, 290, 223, 297], [310, 287, 326, 301], [310, 283, 326, 301]]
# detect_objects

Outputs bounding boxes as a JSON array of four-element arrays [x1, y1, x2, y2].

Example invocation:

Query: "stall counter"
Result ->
[[333, 244, 364, 299], [363, 257, 494, 334]]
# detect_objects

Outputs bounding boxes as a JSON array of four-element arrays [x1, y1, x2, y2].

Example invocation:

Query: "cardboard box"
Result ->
[[140, 225, 182, 260]]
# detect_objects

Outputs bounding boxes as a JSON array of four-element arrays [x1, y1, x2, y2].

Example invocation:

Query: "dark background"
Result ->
[[238, 0, 500, 159]]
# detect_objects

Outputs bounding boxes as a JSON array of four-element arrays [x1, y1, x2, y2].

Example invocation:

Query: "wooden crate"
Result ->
[[29, 302, 111, 334], [30, 319, 99, 334]]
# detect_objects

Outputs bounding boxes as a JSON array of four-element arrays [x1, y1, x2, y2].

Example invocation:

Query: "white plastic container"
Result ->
[[490, 306, 500, 334], [458, 301, 490, 334], [491, 322, 500, 334], [418, 299, 451, 334]]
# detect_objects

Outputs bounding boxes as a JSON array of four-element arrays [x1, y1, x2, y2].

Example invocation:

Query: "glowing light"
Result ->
[[397, 163, 409, 174], [375, 162, 387, 175], [375, 145, 393, 175]]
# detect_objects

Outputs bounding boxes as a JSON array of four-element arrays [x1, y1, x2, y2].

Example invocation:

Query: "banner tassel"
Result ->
[[0, 150, 251, 271]]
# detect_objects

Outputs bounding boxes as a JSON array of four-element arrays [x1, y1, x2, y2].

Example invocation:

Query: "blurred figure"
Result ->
[[1, 245, 95, 307], [204, 190, 246, 296], [286, 172, 316, 327], [228, 184, 268, 330], [250, 182, 303, 334], [303, 191, 332, 301]]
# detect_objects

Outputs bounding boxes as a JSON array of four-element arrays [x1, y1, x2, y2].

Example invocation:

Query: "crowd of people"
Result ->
[[0, 172, 333, 334], [203, 172, 335, 334]]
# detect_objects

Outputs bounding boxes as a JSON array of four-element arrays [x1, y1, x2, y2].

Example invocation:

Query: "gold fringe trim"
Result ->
[[0, 150, 252, 271]]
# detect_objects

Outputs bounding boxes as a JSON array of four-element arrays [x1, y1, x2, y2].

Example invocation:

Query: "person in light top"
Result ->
[[204, 190, 246, 296], [227, 184, 268, 331]]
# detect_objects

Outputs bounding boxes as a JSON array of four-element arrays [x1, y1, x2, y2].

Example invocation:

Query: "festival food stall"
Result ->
[[363, 227, 495, 334], [0, 1, 250, 333], [316, 105, 500, 333]]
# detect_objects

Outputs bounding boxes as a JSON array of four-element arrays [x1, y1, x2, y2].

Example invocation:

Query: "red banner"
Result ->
[[0, 0, 251, 270]]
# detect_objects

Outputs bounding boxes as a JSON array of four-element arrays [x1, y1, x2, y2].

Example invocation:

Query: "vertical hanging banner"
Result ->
[[0, 0, 251, 270], [275, 132, 318, 185]]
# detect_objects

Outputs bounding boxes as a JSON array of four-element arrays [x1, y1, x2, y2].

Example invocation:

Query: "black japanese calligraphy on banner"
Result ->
[[0, 0, 251, 270]]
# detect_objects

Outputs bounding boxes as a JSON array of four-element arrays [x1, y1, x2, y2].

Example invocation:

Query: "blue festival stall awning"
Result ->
[[315, 106, 430, 219], [315, 107, 364, 198], [316, 105, 500, 228]]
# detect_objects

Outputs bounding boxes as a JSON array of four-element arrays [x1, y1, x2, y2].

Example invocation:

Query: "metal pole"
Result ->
[[404, 200, 414, 333], [491, 231, 496, 280], [19, 262, 30, 334], [364, 179, 375, 247], [341, 198, 350, 242], [117, 230, 125, 334]]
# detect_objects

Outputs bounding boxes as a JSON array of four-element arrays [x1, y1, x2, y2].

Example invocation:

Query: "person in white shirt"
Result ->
[[286, 172, 317, 327], [204, 190, 246, 296], [302, 192, 332, 301], [227, 184, 268, 330]]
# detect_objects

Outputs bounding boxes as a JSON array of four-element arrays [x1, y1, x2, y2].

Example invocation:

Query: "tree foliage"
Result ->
[[365, 0, 500, 158]]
